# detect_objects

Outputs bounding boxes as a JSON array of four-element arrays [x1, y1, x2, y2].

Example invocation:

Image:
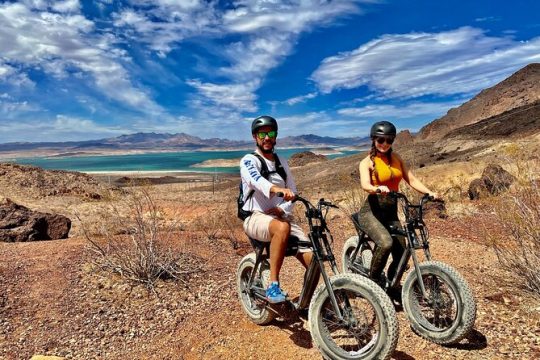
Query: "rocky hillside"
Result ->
[[288, 151, 328, 167], [444, 100, 540, 139], [419, 63, 540, 140], [0, 163, 116, 200]]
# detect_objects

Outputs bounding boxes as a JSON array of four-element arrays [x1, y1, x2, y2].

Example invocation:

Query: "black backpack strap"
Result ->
[[273, 153, 288, 183], [252, 152, 271, 179], [252, 152, 287, 183]]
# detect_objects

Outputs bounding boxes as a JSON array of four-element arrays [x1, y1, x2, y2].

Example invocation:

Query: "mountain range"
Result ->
[[0, 132, 369, 153]]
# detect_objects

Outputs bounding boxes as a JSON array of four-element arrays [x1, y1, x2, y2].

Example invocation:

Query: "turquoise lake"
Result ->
[[13, 148, 360, 173]]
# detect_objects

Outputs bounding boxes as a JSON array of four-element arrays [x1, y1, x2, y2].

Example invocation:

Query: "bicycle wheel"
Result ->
[[309, 274, 398, 360], [236, 253, 275, 325], [342, 236, 372, 275], [341, 236, 359, 273], [402, 261, 476, 344]]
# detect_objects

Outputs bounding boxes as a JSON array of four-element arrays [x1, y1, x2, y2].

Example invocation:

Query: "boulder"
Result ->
[[468, 164, 516, 200], [481, 164, 516, 195], [468, 178, 487, 200], [0, 198, 71, 242]]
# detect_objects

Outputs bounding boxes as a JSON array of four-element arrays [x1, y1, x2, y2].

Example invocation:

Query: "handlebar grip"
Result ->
[[276, 192, 284, 198]]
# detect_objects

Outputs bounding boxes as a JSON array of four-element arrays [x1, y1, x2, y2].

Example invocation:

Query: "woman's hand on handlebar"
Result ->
[[374, 185, 391, 194], [271, 186, 296, 201], [426, 192, 442, 201]]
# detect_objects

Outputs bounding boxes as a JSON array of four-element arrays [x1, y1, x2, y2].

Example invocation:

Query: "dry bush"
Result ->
[[78, 187, 200, 291], [190, 198, 245, 249], [333, 174, 367, 220], [487, 167, 540, 295]]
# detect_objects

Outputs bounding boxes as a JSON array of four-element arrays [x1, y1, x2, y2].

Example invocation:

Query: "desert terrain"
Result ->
[[1, 64, 540, 359], [1, 137, 539, 359]]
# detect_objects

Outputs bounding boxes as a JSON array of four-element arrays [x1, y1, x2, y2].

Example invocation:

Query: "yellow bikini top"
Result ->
[[371, 153, 403, 191]]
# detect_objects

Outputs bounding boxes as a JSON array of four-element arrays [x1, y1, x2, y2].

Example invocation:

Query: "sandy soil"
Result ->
[[1, 184, 539, 359]]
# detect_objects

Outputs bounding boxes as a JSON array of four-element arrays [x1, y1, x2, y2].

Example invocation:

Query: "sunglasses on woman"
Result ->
[[256, 130, 277, 139], [375, 136, 395, 145]]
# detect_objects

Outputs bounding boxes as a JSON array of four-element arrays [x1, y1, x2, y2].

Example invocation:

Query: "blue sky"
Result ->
[[1, 0, 539, 143]]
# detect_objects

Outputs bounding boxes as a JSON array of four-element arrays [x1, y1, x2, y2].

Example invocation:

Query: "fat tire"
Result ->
[[236, 253, 275, 325], [308, 273, 398, 360], [402, 261, 476, 344], [342, 236, 359, 273], [342, 236, 373, 274]]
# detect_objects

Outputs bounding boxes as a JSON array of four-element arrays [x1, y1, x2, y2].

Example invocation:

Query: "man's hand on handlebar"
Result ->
[[271, 186, 295, 201]]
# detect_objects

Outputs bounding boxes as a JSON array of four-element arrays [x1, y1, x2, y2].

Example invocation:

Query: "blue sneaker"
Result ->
[[266, 282, 287, 304]]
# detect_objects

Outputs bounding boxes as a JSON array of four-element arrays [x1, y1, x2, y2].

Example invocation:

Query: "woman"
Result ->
[[357, 121, 439, 288]]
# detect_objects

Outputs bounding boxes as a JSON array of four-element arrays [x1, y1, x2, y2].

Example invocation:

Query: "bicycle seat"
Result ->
[[351, 212, 363, 233], [249, 235, 304, 257]]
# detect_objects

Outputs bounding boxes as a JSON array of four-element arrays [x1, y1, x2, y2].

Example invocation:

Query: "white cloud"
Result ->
[[311, 27, 540, 98], [0, 62, 35, 88], [0, 2, 162, 113], [222, 0, 361, 34], [0, 115, 127, 142], [283, 92, 318, 106], [186, 79, 259, 112], [52, 0, 81, 13], [112, 1, 219, 55], [337, 100, 464, 119], [109, 1, 365, 119]]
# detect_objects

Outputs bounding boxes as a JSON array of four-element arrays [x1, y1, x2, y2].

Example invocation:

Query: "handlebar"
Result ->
[[275, 192, 338, 210], [387, 191, 444, 206]]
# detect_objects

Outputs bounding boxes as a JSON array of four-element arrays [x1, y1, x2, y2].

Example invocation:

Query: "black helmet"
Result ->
[[370, 121, 396, 138], [251, 115, 278, 134]]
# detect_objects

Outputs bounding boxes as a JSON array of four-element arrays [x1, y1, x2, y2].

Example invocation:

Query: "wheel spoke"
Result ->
[[319, 289, 380, 355], [410, 273, 458, 331]]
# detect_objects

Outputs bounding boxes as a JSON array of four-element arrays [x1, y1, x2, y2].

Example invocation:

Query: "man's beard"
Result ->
[[257, 142, 274, 154]]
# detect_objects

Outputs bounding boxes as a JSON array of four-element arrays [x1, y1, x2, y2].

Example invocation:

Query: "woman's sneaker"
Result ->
[[266, 282, 287, 304]]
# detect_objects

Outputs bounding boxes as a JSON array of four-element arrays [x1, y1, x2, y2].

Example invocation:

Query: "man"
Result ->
[[240, 115, 313, 303]]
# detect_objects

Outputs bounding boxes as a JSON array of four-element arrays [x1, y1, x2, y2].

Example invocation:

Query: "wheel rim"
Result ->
[[318, 289, 381, 357], [410, 274, 459, 332], [343, 246, 355, 272], [240, 265, 264, 316]]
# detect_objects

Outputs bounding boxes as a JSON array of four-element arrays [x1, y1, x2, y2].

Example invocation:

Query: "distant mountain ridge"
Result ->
[[419, 63, 540, 140], [0, 132, 369, 153]]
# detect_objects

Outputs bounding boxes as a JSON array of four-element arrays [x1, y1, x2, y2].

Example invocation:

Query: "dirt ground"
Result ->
[[1, 180, 539, 359]]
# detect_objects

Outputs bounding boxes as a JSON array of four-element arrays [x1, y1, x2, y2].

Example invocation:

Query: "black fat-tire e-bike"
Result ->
[[342, 192, 477, 345], [237, 195, 399, 360]]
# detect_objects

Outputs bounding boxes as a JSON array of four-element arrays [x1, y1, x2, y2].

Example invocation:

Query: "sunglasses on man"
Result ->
[[256, 130, 277, 139], [375, 136, 395, 145]]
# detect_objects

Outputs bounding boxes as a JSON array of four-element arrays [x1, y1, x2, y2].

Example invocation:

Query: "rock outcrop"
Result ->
[[468, 164, 516, 200], [288, 151, 328, 167], [0, 198, 71, 242]]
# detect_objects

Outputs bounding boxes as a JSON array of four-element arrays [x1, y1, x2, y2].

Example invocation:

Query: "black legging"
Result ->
[[356, 194, 405, 281]]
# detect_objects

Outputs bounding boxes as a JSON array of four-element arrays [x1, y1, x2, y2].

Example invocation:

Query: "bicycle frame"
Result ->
[[351, 193, 438, 301], [244, 196, 346, 319]]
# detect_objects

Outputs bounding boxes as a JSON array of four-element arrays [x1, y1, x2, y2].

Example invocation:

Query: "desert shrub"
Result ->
[[487, 174, 540, 295], [190, 198, 244, 249], [78, 187, 199, 291], [333, 173, 367, 219]]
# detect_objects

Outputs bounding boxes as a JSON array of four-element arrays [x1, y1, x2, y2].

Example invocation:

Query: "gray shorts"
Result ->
[[243, 211, 311, 253]]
